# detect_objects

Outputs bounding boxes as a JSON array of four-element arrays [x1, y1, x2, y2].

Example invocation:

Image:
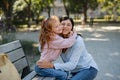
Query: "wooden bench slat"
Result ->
[[42, 77, 55, 80], [32, 76, 55, 80], [0, 40, 21, 53], [23, 71, 55, 80], [32, 76, 43, 80], [22, 71, 37, 80], [14, 57, 28, 72], [32, 76, 45, 80], [8, 48, 25, 62]]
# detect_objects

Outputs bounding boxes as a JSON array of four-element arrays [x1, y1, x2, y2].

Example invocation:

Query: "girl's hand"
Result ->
[[68, 31, 73, 37], [69, 29, 76, 36], [36, 60, 54, 68]]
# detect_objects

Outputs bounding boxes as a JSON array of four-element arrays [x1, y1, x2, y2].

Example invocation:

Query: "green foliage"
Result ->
[[21, 41, 40, 66], [88, 0, 98, 10], [13, 20, 28, 25], [12, 0, 54, 24], [0, 33, 16, 45], [99, 0, 120, 15], [64, 0, 98, 13], [13, 0, 27, 13], [21, 40, 39, 55]]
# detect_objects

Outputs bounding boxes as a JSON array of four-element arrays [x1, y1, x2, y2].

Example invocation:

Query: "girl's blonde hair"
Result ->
[[39, 16, 59, 49]]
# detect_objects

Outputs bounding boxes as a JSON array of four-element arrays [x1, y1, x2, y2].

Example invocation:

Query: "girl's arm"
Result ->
[[49, 32, 77, 49]]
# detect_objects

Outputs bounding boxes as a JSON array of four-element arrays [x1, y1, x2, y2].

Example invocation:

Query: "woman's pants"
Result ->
[[35, 65, 67, 80], [71, 66, 98, 80]]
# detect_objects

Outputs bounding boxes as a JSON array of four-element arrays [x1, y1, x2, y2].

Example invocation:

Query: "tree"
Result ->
[[62, 0, 98, 23], [13, 0, 54, 27], [62, 0, 69, 17], [98, 0, 120, 21], [23, 0, 32, 27], [0, 0, 16, 31], [40, 0, 54, 17], [13, 0, 28, 21]]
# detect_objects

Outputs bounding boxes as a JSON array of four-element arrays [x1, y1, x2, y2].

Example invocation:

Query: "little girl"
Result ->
[[37, 16, 77, 63], [35, 16, 76, 80]]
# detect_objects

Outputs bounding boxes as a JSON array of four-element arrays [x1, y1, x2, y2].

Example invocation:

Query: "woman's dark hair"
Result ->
[[59, 16, 74, 30]]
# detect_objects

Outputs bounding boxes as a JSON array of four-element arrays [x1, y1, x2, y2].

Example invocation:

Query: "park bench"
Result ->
[[0, 40, 59, 80]]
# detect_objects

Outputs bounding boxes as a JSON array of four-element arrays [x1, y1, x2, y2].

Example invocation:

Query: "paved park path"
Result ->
[[15, 23, 120, 80]]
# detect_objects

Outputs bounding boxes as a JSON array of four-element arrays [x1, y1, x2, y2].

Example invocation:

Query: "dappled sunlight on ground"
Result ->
[[101, 26, 120, 31], [17, 25, 40, 32], [84, 38, 109, 41], [104, 72, 120, 80], [84, 32, 109, 41], [109, 52, 120, 56], [75, 24, 120, 32], [105, 73, 114, 78], [91, 32, 104, 38], [75, 25, 94, 32]]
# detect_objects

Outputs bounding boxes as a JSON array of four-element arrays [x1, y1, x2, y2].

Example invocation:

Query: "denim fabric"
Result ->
[[35, 65, 67, 80], [71, 67, 98, 80]]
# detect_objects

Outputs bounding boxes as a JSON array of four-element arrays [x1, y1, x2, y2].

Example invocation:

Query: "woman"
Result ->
[[37, 16, 99, 80]]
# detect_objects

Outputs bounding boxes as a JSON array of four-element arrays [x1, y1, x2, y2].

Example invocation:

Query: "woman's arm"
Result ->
[[54, 44, 83, 71]]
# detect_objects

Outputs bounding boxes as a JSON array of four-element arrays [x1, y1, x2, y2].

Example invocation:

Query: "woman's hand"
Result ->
[[36, 60, 54, 68], [69, 31, 74, 35], [68, 30, 75, 36], [67, 31, 73, 37]]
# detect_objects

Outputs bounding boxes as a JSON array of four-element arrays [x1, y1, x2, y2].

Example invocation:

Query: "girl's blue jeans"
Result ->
[[70, 66, 98, 80], [35, 65, 97, 80], [35, 65, 67, 80]]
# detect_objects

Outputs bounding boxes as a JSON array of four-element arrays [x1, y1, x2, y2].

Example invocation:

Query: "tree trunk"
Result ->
[[24, 0, 31, 28], [63, 0, 69, 17], [83, 0, 88, 24], [113, 7, 117, 22], [1, 0, 15, 32], [48, 7, 51, 18], [27, 5, 31, 28]]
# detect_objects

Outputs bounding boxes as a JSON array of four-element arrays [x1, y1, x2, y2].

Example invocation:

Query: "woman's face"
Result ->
[[61, 19, 72, 35]]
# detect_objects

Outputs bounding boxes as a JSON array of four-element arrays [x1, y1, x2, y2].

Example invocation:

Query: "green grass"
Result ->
[[20, 40, 40, 67], [20, 40, 39, 55]]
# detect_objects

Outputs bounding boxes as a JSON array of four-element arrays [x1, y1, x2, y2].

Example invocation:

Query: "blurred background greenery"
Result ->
[[0, 0, 120, 33], [0, 0, 120, 60]]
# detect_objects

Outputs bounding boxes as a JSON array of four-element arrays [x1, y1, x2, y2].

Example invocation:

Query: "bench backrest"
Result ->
[[0, 40, 30, 78]]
